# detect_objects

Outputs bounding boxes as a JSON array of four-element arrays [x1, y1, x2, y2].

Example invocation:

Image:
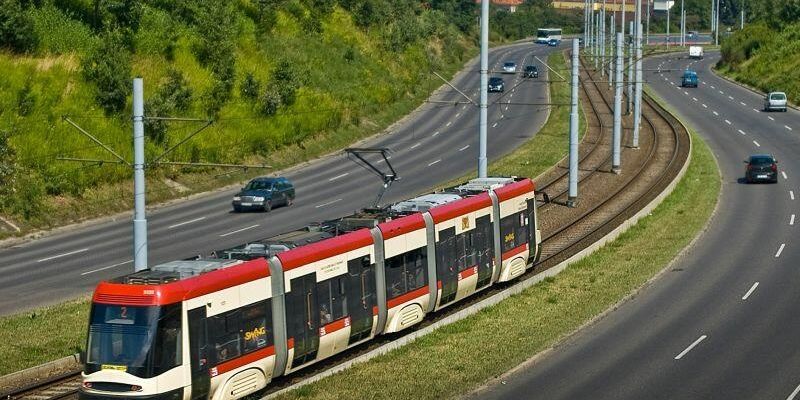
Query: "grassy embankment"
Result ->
[[715, 23, 800, 104], [0, 2, 474, 236], [0, 53, 720, 398]]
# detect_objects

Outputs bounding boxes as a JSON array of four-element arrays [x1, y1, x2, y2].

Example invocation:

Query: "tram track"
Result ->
[[1, 50, 690, 400]]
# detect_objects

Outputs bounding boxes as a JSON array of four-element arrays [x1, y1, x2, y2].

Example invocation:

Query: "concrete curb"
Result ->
[[262, 93, 695, 400], [0, 354, 81, 391]]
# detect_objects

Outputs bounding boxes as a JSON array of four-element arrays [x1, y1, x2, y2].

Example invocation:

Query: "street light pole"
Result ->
[[478, 0, 489, 178]]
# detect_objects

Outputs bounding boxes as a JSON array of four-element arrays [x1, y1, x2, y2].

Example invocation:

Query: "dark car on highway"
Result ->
[[524, 65, 539, 78], [232, 176, 295, 212], [548, 38, 560, 47], [488, 77, 505, 92], [744, 154, 779, 183]]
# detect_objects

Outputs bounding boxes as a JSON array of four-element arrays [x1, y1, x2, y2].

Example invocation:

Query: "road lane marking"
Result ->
[[433, 131, 440, 137], [455, 113, 461, 118], [410, 143, 421, 150], [81, 259, 134, 276], [738, 129, 746, 135], [787, 382, 800, 400], [711, 85, 715, 89], [725, 119, 731, 125], [220, 224, 259, 237], [168, 217, 206, 229], [675, 335, 707, 360], [753, 108, 760, 112], [713, 111, 719, 116], [791, 190, 795, 200], [692, 97, 698, 101], [740, 102, 747, 106], [702, 104, 708, 108], [328, 172, 349, 181], [315, 199, 342, 209], [38, 248, 89, 263], [742, 282, 759, 300], [428, 159, 441, 166], [791, 214, 795, 226], [684, 91, 689, 95], [782, 171, 788, 179], [728, 95, 734, 100], [459, 145, 470, 152], [776, 243, 786, 258], [768, 116, 775, 121], [505, 106, 509, 111], [753, 140, 761, 147], [462, 105, 466, 110], [446, 121, 452, 127], [492, 122, 498, 128], [719, 90, 724, 94], [786, 125, 793, 131]]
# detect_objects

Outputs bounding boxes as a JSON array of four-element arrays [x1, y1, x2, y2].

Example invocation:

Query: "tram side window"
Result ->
[[242, 301, 272, 353], [436, 228, 456, 275], [208, 310, 242, 364], [385, 247, 428, 299], [317, 276, 348, 326], [500, 211, 528, 253]]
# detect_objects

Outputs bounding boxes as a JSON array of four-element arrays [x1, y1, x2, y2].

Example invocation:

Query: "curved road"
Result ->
[[475, 51, 800, 399], [1, 42, 561, 316]]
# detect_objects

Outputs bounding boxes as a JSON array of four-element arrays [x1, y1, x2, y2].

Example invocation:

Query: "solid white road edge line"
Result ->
[[776, 243, 786, 258], [168, 217, 206, 229], [742, 282, 759, 300], [675, 335, 708, 360], [81, 259, 133, 276], [38, 248, 89, 263], [787, 383, 800, 400], [220, 224, 260, 237]]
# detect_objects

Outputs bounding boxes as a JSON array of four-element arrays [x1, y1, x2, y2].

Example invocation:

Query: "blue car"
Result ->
[[232, 176, 295, 212], [681, 69, 698, 88], [547, 38, 560, 47]]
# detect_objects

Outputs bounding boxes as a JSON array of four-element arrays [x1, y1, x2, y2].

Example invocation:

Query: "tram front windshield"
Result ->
[[85, 303, 182, 378]]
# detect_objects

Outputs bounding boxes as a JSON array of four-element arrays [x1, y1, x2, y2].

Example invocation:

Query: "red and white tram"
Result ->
[[79, 177, 540, 400]]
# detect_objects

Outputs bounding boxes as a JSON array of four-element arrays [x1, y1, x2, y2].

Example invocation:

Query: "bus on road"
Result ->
[[536, 28, 562, 44]]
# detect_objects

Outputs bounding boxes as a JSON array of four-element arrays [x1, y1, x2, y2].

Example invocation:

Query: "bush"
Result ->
[[271, 60, 300, 107], [82, 32, 131, 114], [0, 130, 17, 209], [240, 72, 261, 101], [0, 0, 39, 53], [16, 79, 36, 117], [145, 69, 193, 145], [30, 4, 97, 53], [258, 87, 282, 116], [194, 0, 237, 115]]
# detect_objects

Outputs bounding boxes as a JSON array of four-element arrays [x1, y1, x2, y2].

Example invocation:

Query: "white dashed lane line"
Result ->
[[791, 190, 796, 200], [791, 214, 796, 226], [742, 282, 759, 301], [740, 102, 747, 106], [753, 140, 761, 147], [711, 85, 716, 89], [38, 248, 89, 263], [220, 224, 259, 237], [786, 125, 793, 131], [768, 116, 775, 121], [728, 95, 734, 100], [458, 145, 470, 152], [787, 383, 800, 400], [776, 243, 786, 258], [446, 121, 453, 127], [328, 172, 349, 181], [81, 259, 133, 276], [168, 217, 206, 229], [684, 91, 689, 95], [410, 143, 421, 150], [675, 335, 708, 360], [725, 120, 731, 125], [428, 159, 441, 166], [738, 129, 746, 135], [719, 90, 724, 95], [782, 171, 788, 180], [753, 108, 760, 112], [702, 104, 708, 108], [492, 122, 498, 128], [433, 131, 440, 137], [692, 97, 698, 101], [455, 113, 461, 118], [713, 111, 719, 116]]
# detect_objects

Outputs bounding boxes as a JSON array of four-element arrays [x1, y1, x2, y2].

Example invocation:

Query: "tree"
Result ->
[[194, 0, 237, 115], [0, 0, 38, 53], [82, 32, 132, 114], [145, 69, 193, 145]]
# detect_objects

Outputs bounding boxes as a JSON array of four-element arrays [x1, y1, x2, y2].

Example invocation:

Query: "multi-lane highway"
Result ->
[[475, 51, 800, 399], [0, 42, 560, 316]]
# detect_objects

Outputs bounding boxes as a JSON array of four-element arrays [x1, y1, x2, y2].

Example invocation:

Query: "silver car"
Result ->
[[502, 62, 517, 74], [764, 92, 788, 112]]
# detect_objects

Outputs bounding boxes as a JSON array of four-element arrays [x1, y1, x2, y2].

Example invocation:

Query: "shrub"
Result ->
[[82, 32, 131, 114], [30, 4, 97, 53], [271, 59, 300, 107], [194, 0, 237, 115], [0, 0, 39, 53], [258, 87, 282, 116], [145, 69, 193, 145], [240, 72, 261, 101], [16, 79, 36, 117], [0, 130, 17, 209]]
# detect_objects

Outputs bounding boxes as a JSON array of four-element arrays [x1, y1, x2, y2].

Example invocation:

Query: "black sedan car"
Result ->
[[524, 65, 539, 78], [232, 176, 295, 212], [744, 154, 779, 183], [488, 77, 505, 92]]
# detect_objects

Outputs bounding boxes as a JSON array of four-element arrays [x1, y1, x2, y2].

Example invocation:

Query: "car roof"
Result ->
[[749, 154, 775, 159], [251, 176, 287, 183]]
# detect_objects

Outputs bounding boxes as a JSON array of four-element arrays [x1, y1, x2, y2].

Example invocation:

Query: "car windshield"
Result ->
[[490, 78, 502, 84], [526, 66, 536, 70], [771, 93, 786, 100], [85, 303, 182, 378], [504, 62, 515, 67], [750, 157, 774, 166], [244, 180, 273, 191]]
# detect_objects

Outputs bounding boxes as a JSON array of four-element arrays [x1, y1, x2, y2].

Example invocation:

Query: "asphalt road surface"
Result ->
[[0, 42, 562, 316], [473, 51, 800, 399]]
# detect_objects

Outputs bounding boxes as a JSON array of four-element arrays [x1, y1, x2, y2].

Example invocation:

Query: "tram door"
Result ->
[[286, 274, 319, 368], [436, 227, 458, 305], [347, 256, 375, 345], [475, 215, 494, 289], [526, 198, 537, 257], [187, 307, 210, 400]]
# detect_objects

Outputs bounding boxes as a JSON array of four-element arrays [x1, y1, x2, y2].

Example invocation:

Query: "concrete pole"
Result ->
[[613, 32, 623, 173], [681, 0, 685, 46], [634, 18, 643, 147], [715, 0, 719, 45], [585, 0, 589, 49], [568, 39, 580, 205], [711, 0, 716, 36], [627, 39, 633, 115], [609, 13, 615, 87], [595, 13, 601, 69], [600, 1, 606, 77], [133, 78, 147, 272], [646, 0, 651, 45], [666, 1, 670, 46], [620, 0, 626, 43], [479, 0, 489, 178]]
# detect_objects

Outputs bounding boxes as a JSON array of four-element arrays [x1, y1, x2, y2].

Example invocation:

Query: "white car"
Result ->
[[764, 92, 788, 112], [502, 62, 517, 74]]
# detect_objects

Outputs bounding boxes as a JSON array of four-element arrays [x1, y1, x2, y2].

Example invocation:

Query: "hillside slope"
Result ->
[[0, 0, 476, 231]]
